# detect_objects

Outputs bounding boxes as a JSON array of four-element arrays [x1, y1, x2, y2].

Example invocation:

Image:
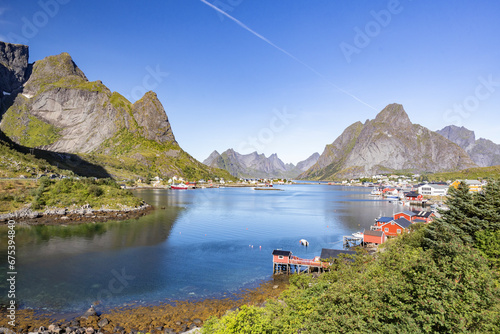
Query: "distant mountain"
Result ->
[[299, 103, 476, 180], [0, 41, 232, 180], [296, 152, 320, 172], [203, 149, 319, 179], [436, 125, 500, 167]]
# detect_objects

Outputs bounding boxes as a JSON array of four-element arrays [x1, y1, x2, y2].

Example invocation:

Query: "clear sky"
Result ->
[[1, 0, 499, 164]]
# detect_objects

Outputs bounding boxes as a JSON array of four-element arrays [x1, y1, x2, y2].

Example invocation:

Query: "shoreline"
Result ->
[[0, 276, 290, 333], [0, 203, 153, 226]]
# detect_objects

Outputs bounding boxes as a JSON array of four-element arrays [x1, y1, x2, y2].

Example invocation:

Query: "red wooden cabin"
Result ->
[[394, 211, 416, 221], [272, 250, 292, 264], [405, 191, 423, 201], [379, 217, 412, 236], [412, 210, 435, 223], [363, 229, 387, 244]]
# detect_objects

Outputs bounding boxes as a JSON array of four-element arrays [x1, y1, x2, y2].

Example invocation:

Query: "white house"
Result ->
[[418, 184, 449, 197]]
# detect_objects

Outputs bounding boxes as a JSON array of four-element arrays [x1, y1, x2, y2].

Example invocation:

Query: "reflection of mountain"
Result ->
[[11, 191, 185, 263]]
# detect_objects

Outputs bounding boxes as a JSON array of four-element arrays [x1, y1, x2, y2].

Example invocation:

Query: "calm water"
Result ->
[[0, 185, 404, 312]]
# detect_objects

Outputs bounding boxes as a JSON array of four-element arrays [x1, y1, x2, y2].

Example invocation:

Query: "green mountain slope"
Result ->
[[0, 41, 233, 181]]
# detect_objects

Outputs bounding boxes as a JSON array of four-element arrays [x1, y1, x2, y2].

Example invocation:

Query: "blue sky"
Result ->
[[1, 0, 499, 164]]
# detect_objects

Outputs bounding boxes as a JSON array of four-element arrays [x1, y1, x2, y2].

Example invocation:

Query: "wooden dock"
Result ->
[[343, 235, 363, 248], [273, 255, 330, 275]]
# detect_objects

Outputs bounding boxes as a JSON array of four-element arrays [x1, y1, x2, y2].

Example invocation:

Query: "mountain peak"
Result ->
[[202, 150, 221, 166], [132, 91, 176, 144], [437, 125, 500, 167], [24, 52, 87, 95], [374, 103, 411, 128], [0, 41, 30, 93], [300, 104, 476, 180]]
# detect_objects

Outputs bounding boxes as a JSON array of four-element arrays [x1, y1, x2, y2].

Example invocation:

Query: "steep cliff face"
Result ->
[[300, 104, 477, 180], [132, 91, 176, 144], [1, 52, 132, 152], [0, 41, 29, 93], [437, 125, 500, 167], [203, 149, 319, 179], [0, 42, 232, 180]]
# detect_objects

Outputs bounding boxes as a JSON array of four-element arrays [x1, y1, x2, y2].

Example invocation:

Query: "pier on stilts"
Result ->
[[273, 255, 330, 275], [272, 249, 356, 275], [343, 235, 363, 248]]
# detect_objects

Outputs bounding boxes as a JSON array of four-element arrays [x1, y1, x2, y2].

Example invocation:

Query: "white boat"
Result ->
[[352, 232, 364, 238], [299, 239, 309, 246], [369, 187, 381, 196], [171, 183, 189, 190]]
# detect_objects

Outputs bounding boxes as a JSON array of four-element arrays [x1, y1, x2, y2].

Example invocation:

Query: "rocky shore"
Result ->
[[0, 203, 152, 225], [0, 276, 289, 334]]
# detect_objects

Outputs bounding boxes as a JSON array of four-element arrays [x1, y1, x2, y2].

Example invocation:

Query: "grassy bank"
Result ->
[[0, 177, 143, 214]]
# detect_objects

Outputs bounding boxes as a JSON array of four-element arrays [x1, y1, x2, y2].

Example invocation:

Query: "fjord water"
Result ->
[[1, 185, 401, 312]]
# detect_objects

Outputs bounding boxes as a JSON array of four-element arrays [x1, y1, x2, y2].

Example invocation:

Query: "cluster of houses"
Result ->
[[375, 179, 486, 203], [362, 210, 436, 245]]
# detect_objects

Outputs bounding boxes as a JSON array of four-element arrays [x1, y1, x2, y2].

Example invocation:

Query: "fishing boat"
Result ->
[[369, 187, 381, 196], [352, 232, 364, 238], [171, 183, 189, 190]]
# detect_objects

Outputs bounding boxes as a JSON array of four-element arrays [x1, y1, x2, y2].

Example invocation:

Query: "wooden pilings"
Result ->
[[273, 262, 327, 275]]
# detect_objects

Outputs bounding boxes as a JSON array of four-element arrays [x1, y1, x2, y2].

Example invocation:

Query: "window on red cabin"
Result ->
[[278, 255, 283, 259], [385, 228, 389, 232], [397, 229, 401, 234]]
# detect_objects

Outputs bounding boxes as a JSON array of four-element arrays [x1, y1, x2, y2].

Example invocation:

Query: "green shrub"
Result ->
[[88, 184, 104, 197]]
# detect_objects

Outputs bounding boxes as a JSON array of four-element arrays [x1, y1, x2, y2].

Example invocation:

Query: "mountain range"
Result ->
[[436, 125, 500, 167], [0, 41, 232, 180], [299, 103, 477, 180], [1, 42, 494, 182], [203, 149, 319, 179]]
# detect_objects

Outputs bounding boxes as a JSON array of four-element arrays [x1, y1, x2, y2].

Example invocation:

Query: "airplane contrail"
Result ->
[[199, 0, 377, 111]]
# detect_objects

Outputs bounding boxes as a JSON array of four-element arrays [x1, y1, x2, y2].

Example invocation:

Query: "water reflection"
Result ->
[[0, 185, 407, 312]]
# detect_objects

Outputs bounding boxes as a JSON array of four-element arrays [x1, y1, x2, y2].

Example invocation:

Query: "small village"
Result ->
[[272, 177, 487, 275]]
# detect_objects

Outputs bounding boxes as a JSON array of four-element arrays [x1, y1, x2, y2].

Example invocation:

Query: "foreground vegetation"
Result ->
[[0, 177, 142, 213], [203, 181, 500, 333]]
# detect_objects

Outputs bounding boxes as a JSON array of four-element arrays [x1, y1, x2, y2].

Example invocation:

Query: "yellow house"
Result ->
[[450, 179, 483, 193]]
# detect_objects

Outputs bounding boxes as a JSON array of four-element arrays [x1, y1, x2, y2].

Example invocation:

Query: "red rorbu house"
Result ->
[[394, 211, 416, 221], [272, 250, 292, 264], [411, 210, 435, 223], [374, 216, 394, 228], [363, 229, 387, 244], [405, 191, 423, 201], [379, 217, 412, 237]]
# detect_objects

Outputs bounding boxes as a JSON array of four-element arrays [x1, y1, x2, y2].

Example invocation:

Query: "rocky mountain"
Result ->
[[437, 125, 500, 167], [296, 152, 320, 172], [0, 41, 232, 180], [203, 149, 319, 179], [299, 103, 477, 180]]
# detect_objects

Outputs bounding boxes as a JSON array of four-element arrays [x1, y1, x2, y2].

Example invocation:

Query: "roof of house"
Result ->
[[272, 250, 291, 256], [419, 184, 449, 190], [394, 217, 412, 229], [412, 210, 434, 218], [464, 179, 482, 185], [320, 248, 356, 260], [398, 210, 416, 217], [413, 219, 427, 224], [405, 191, 421, 197], [363, 229, 385, 237], [377, 216, 393, 223]]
